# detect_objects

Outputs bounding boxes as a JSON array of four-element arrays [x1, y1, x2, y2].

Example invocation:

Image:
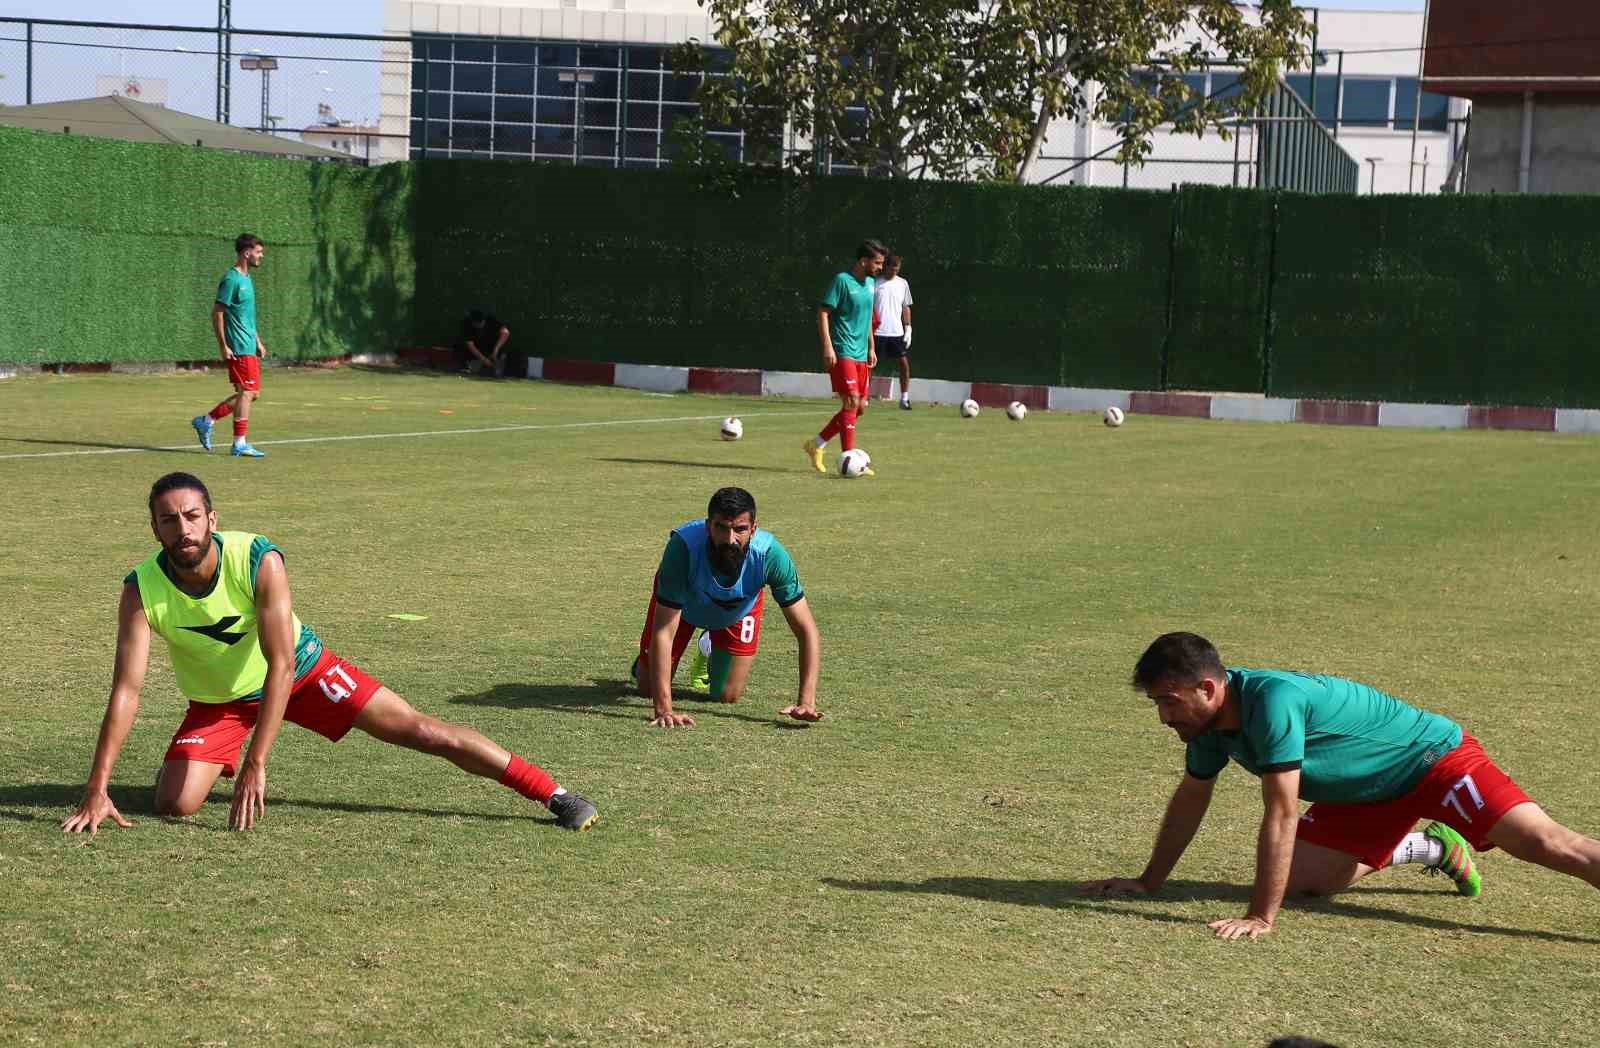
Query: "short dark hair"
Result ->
[[857, 239, 887, 261], [467, 308, 486, 326], [707, 486, 757, 522], [1131, 632, 1226, 692], [149, 472, 213, 517], [884, 253, 900, 269], [234, 233, 262, 255]]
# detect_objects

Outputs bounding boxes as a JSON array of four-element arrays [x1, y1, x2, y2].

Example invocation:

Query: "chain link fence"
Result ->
[[0, 17, 406, 164], [2, 17, 1359, 189]]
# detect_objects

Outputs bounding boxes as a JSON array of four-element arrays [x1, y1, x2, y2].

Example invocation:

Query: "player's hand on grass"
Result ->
[[648, 711, 696, 729], [1079, 877, 1151, 895], [229, 761, 268, 831], [779, 704, 824, 722], [1208, 916, 1273, 941], [61, 791, 133, 835]]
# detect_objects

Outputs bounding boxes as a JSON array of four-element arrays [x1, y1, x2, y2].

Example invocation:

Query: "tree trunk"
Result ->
[[1015, 101, 1054, 183]]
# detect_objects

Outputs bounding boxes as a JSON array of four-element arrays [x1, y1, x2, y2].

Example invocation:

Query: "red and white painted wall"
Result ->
[[504, 352, 1600, 435]]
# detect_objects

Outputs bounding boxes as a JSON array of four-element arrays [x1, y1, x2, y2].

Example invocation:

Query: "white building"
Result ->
[[377, 1, 1460, 194]]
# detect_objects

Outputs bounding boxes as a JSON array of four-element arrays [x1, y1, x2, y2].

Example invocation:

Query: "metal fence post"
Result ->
[[1260, 192, 1281, 396], [1160, 184, 1181, 390], [25, 20, 32, 104], [421, 46, 430, 159]]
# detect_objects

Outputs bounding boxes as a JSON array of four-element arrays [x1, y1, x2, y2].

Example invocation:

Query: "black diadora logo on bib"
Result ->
[[179, 615, 246, 645]]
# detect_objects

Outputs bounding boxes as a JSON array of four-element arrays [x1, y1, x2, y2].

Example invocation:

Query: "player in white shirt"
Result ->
[[873, 255, 914, 409]]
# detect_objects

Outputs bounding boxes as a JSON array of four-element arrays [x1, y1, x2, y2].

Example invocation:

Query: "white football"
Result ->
[[960, 399, 980, 419], [1104, 406, 1125, 428], [1006, 401, 1027, 421], [720, 416, 743, 441], [838, 448, 871, 478]]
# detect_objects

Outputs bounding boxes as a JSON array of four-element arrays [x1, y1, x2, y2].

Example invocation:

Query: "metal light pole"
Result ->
[[241, 55, 279, 132], [558, 69, 596, 164], [1408, 0, 1433, 192], [215, 0, 231, 123], [1316, 48, 1345, 139]]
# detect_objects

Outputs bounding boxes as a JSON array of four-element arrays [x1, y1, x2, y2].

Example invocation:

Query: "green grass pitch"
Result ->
[[2, 367, 1598, 1047]]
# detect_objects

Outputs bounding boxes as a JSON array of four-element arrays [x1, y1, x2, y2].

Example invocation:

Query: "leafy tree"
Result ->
[[676, 0, 1310, 182]]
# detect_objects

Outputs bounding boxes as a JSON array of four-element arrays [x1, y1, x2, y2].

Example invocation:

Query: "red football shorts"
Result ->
[[1295, 733, 1533, 868], [638, 577, 767, 676], [163, 648, 382, 776], [829, 358, 870, 399], [227, 353, 261, 392]]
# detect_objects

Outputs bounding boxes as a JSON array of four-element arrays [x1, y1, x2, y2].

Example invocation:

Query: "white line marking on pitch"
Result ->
[[0, 411, 811, 461]]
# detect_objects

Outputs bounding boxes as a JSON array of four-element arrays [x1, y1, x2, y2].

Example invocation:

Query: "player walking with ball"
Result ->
[[803, 240, 883, 477]]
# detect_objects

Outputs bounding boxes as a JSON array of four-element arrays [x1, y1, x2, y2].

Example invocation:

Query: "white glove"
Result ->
[[903, 326, 912, 348]]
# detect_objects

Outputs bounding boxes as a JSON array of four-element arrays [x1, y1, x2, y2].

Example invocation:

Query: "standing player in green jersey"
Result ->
[[62, 472, 598, 835], [191, 234, 269, 458], [631, 487, 823, 729], [803, 240, 884, 476], [1083, 632, 1600, 940]]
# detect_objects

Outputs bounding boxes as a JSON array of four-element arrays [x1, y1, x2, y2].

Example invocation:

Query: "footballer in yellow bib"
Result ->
[[62, 472, 599, 835]]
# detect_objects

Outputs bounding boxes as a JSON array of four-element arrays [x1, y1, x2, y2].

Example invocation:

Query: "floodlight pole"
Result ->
[[216, 0, 231, 123], [558, 69, 596, 164], [241, 56, 279, 133]]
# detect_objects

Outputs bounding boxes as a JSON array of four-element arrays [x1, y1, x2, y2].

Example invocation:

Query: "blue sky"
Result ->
[[3, 2, 384, 35], [7, 1, 1425, 32], [3, 1, 1427, 128]]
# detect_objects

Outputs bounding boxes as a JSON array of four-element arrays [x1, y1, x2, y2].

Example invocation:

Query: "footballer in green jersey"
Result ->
[[1083, 632, 1600, 940]]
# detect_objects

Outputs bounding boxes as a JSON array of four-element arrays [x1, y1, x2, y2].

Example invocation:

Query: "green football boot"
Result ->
[[1424, 821, 1482, 897], [688, 639, 711, 693]]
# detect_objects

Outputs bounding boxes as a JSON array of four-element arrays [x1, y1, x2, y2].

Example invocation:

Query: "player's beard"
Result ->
[[164, 535, 210, 571], [711, 540, 747, 575]]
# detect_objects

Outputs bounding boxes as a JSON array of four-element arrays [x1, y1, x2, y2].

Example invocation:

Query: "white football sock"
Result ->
[[1391, 832, 1443, 867]]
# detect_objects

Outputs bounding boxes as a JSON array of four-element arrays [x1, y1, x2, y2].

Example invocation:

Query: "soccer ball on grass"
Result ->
[[720, 417, 743, 440], [960, 399, 980, 418], [1006, 401, 1028, 421], [838, 448, 871, 478], [1104, 406, 1125, 428]]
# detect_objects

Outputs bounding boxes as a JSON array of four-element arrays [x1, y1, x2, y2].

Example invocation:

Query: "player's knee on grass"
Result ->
[[709, 647, 740, 703], [155, 762, 215, 817]]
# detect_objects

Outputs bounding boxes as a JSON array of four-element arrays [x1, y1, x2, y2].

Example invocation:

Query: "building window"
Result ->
[[1394, 77, 1451, 132], [1339, 77, 1393, 129], [1284, 74, 1338, 125], [409, 35, 779, 166]]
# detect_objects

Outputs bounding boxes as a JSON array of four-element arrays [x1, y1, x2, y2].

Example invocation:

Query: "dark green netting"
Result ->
[[0, 127, 414, 365], [1271, 192, 1600, 407], [412, 165, 1171, 389], [8, 123, 1600, 409], [1165, 185, 1274, 392]]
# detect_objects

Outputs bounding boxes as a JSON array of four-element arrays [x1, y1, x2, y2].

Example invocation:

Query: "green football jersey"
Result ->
[[820, 271, 876, 362], [1185, 668, 1463, 804], [216, 267, 258, 356]]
